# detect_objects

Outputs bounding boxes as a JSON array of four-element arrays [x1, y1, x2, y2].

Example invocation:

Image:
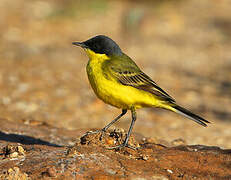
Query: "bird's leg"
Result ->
[[122, 108, 136, 147], [107, 108, 138, 150], [84, 109, 127, 139], [99, 109, 127, 140], [102, 109, 127, 132]]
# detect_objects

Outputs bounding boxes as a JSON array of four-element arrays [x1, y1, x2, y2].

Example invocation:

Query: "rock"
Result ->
[[0, 167, 30, 180], [0, 120, 231, 179], [3, 145, 26, 159]]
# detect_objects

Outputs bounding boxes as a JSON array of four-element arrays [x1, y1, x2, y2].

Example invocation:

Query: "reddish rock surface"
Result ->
[[0, 120, 231, 180]]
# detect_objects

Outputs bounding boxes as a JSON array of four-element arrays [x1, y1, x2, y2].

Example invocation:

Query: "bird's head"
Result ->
[[72, 35, 122, 59]]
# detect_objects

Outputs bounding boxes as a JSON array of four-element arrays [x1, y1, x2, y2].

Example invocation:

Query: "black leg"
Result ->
[[123, 108, 136, 147], [107, 107, 138, 150], [102, 109, 127, 131], [84, 109, 127, 137]]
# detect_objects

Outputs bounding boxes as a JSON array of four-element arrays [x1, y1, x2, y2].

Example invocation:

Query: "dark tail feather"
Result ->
[[173, 104, 210, 127]]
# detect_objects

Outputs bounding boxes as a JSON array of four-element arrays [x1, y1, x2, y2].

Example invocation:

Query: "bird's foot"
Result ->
[[106, 142, 140, 150], [84, 129, 106, 141]]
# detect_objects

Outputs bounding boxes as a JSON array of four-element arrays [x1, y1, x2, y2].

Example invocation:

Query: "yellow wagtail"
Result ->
[[72, 35, 210, 149]]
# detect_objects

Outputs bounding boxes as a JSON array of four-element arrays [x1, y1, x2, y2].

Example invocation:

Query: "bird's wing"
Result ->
[[107, 55, 175, 102]]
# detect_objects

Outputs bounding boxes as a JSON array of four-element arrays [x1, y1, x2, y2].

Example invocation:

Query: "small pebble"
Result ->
[[167, 169, 173, 174], [47, 167, 57, 177]]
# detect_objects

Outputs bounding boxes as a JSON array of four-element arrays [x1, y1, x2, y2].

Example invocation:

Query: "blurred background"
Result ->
[[0, 0, 231, 148]]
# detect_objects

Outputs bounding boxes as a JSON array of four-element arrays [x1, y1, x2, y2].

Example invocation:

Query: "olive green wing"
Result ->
[[107, 55, 175, 103]]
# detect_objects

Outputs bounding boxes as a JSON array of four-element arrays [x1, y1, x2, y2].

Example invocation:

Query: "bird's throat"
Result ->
[[84, 49, 110, 61]]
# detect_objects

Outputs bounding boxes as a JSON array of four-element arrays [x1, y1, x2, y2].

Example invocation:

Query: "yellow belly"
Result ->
[[86, 59, 164, 110]]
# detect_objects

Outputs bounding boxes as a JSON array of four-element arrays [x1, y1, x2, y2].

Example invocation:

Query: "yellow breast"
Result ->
[[85, 49, 164, 110]]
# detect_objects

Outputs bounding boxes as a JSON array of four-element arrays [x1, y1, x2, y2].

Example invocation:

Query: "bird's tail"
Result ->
[[170, 104, 210, 127]]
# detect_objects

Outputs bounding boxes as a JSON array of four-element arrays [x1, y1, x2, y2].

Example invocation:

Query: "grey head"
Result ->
[[72, 35, 122, 56]]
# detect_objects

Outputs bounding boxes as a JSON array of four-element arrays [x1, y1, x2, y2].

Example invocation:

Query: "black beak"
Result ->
[[72, 42, 88, 48]]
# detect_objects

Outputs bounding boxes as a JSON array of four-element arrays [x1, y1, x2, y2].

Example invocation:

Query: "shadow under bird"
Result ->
[[72, 35, 210, 149]]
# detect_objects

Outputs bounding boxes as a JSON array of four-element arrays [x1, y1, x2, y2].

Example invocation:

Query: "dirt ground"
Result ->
[[0, 0, 231, 179]]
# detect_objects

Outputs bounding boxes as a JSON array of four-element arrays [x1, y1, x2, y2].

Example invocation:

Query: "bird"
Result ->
[[72, 35, 210, 149]]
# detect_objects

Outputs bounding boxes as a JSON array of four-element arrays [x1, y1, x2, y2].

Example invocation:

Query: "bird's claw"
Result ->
[[84, 129, 106, 141], [106, 143, 140, 150]]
